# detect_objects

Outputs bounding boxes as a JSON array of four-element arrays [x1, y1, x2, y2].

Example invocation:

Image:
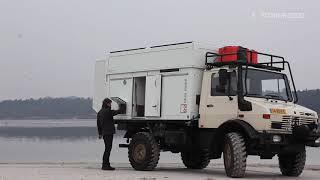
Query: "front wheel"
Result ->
[[223, 132, 247, 178], [278, 148, 306, 177], [128, 132, 160, 171]]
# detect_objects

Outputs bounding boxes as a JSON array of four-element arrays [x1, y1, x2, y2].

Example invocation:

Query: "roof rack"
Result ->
[[205, 50, 298, 103], [205, 51, 285, 71]]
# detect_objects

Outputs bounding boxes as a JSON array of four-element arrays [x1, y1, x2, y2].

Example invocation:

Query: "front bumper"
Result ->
[[258, 124, 320, 147], [293, 124, 320, 147]]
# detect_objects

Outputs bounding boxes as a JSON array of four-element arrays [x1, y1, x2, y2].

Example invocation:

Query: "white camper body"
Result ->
[[93, 42, 216, 120]]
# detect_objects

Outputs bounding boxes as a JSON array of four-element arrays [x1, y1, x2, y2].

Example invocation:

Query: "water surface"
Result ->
[[0, 119, 319, 165]]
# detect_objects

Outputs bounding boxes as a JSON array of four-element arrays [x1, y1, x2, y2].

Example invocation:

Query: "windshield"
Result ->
[[243, 69, 293, 101]]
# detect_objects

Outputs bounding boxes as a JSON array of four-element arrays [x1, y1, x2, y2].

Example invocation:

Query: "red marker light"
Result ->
[[263, 114, 271, 119]]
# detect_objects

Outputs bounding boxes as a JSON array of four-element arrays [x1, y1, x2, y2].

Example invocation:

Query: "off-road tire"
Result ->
[[128, 132, 160, 171], [223, 132, 247, 178], [278, 149, 306, 177], [181, 149, 210, 169]]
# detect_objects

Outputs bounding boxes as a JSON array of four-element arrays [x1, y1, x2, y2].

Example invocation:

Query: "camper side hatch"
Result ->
[[145, 75, 162, 117]]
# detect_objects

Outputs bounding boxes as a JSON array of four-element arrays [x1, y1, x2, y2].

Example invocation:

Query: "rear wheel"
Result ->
[[223, 132, 247, 178], [128, 132, 160, 171], [278, 149, 306, 177], [181, 149, 210, 169]]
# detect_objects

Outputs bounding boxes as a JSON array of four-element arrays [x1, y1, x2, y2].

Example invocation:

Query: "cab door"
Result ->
[[199, 70, 238, 128]]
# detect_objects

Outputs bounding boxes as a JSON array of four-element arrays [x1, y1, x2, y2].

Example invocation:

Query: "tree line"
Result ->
[[0, 97, 96, 119], [0, 89, 319, 120], [296, 89, 320, 113]]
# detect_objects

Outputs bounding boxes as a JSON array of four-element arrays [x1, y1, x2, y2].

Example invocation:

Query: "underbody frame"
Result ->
[[116, 118, 320, 159]]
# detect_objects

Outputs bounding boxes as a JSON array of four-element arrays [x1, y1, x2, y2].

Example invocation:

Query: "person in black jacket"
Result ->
[[97, 98, 120, 170]]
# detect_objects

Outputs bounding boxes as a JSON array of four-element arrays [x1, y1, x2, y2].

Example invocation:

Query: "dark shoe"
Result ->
[[101, 166, 115, 170]]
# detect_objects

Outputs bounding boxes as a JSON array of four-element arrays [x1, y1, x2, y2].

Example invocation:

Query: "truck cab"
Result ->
[[197, 50, 320, 177], [200, 65, 319, 133]]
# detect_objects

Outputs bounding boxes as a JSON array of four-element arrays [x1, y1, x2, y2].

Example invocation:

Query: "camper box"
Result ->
[[93, 42, 216, 120]]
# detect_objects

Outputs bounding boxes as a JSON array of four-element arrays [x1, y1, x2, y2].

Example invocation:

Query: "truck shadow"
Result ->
[[92, 165, 289, 179], [87, 163, 316, 179], [154, 167, 283, 179]]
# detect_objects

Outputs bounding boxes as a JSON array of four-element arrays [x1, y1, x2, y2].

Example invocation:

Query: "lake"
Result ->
[[0, 119, 319, 165]]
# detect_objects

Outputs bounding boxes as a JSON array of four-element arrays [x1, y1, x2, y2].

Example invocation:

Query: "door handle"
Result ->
[[207, 104, 214, 108], [152, 105, 157, 108]]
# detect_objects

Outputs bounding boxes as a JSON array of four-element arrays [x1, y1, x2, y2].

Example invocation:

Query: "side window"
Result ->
[[211, 73, 223, 96], [211, 71, 237, 96]]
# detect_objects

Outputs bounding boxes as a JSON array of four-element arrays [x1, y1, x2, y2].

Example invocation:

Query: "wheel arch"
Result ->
[[218, 119, 259, 139], [124, 127, 150, 138], [211, 119, 259, 156], [118, 122, 151, 139]]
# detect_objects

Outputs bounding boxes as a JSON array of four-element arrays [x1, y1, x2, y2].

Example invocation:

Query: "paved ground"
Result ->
[[0, 163, 319, 180]]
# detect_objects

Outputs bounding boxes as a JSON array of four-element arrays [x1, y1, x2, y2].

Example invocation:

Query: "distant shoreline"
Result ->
[[0, 94, 319, 121]]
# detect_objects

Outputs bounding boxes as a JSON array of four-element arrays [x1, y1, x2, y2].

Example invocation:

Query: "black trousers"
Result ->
[[103, 134, 113, 166]]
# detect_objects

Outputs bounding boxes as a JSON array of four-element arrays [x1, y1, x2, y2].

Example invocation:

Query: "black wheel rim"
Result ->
[[133, 143, 147, 163]]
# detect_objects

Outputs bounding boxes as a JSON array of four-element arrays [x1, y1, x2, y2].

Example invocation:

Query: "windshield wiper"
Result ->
[[246, 93, 261, 97], [246, 93, 287, 102], [264, 93, 286, 101]]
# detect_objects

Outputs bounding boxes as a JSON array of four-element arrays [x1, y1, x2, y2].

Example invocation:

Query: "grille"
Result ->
[[272, 115, 316, 131]]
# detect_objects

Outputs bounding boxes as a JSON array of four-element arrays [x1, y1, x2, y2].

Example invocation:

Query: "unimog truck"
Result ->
[[93, 42, 320, 178]]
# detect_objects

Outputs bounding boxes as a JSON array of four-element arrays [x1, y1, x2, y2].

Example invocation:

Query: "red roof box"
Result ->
[[218, 46, 258, 64]]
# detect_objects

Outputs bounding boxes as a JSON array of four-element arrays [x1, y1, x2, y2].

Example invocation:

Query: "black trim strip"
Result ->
[[110, 47, 146, 54], [150, 41, 193, 48], [114, 119, 194, 124], [110, 41, 193, 53], [271, 122, 282, 129], [160, 68, 180, 73]]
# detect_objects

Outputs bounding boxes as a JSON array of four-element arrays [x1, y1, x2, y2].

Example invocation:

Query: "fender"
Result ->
[[209, 119, 259, 159], [217, 119, 259, 140]]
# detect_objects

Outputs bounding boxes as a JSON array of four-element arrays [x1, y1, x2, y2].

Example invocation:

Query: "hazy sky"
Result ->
[[0, 0, 319, 100]]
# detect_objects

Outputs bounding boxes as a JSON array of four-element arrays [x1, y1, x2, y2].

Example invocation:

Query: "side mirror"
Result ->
[[238, 97, 252, 111]]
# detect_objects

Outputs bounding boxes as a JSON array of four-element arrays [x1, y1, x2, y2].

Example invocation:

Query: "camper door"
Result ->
[[145, 75, 162, 117]]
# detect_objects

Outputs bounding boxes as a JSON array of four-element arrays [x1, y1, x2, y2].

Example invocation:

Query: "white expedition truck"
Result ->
[[93, 42, 320, 178]]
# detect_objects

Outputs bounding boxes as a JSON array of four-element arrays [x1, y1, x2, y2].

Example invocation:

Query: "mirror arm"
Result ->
[[237, 66, 252, 111], [227, 75, 233, 101]]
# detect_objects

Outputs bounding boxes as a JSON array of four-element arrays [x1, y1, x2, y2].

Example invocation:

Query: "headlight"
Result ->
[[273, 135, 282, 143]]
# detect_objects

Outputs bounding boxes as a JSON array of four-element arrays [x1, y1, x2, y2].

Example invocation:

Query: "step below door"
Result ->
[[145, 75, 162, 117]]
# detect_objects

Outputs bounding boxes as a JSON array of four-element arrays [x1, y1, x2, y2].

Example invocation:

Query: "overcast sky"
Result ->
[[0, 0, 319, 100]]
